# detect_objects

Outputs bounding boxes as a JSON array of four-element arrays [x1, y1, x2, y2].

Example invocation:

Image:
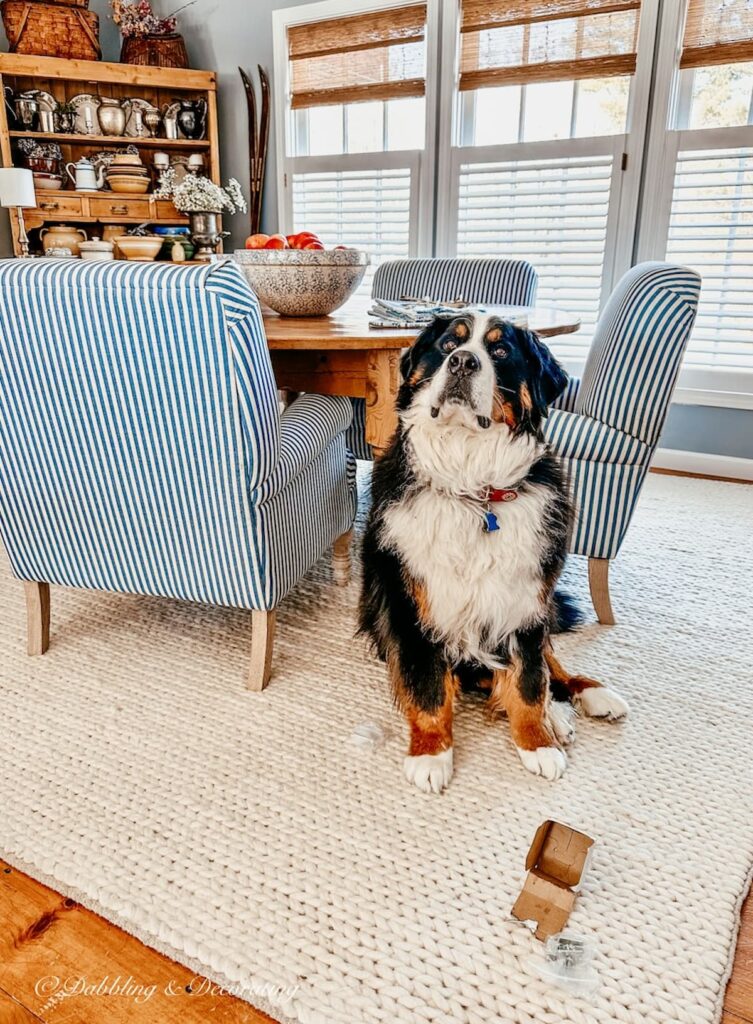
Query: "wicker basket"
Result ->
[[121, 32, 188, 68], [1, 1, 100, 59], [45, 0, 89, 7]]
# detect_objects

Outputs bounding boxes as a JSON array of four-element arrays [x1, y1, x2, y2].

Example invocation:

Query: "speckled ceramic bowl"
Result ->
[[233, 248, 369, 316]]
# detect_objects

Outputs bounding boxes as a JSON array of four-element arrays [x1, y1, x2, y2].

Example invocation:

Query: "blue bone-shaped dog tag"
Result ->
[[483, 510, 500, 532]]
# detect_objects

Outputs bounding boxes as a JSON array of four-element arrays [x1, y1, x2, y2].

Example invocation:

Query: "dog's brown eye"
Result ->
[[490, 345, 507, 359], [442, 338, 458, 353]]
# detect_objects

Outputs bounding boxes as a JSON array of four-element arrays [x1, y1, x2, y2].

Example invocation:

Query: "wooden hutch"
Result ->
[[0, 53, 220, 255]]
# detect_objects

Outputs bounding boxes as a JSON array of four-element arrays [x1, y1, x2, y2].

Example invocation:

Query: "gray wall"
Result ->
[[91, 0, 304, 246], [660, 404, 751, 460], [2, 0, 751, 461]]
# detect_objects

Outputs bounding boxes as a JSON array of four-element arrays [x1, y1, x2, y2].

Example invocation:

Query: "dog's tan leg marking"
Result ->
[[392, 661, 457, 793], [545, 647, 603, 694], [491, 666, 554, 751], [545, 647, 629, 721], [392, 663, 457, 757], [492, 660, 568, 780]]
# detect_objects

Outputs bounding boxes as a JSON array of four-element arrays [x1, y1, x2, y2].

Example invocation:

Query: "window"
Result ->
[[456, 153, 617, 361], [274, 0, 753, 404], [438, 0, 652, 365], [274, 0, 439, 290], [665, 148, 753, 373], [638, 0, 753, 403]]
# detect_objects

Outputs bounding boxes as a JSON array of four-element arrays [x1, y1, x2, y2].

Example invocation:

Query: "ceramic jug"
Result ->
[[66, 157, 105, 192], [40, 224, 88, 257]]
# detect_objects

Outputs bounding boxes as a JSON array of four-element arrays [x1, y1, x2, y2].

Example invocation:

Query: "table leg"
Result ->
[[365, 350, 400, 458]]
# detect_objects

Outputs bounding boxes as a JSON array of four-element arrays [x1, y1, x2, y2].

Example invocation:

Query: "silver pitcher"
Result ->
[[14, 95, 37, 131], [161, 101, 180, 140], [189, 212, 229, 261], [98, 98, 126, 137]]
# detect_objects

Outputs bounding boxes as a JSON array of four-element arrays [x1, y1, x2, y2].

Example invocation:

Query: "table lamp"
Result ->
[[0, 168, 37, 257]]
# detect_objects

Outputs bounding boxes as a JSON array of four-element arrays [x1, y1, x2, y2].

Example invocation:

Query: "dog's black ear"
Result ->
[[516, 328, 568, 420], [400, 315, 454, 382]]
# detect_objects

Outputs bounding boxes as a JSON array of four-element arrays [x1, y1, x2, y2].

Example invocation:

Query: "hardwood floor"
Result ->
[[0, 860, 275, 1023], [1, 858, 751, 1023]]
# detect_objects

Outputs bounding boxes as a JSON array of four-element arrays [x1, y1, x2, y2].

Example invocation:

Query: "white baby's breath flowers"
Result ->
[[154, 169, 247, 215]]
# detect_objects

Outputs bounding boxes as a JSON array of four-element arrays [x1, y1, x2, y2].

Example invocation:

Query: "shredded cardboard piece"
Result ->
[[512, 820, 594, 941]]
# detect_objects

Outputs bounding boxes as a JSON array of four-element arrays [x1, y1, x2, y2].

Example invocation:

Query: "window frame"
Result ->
[[272, 0, 442, 258], [637, 0, 753, 408], [433, 0, 661, 375]]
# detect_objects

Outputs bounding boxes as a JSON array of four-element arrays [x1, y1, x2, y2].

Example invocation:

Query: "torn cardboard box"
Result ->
[[511, 820, 594, 941]]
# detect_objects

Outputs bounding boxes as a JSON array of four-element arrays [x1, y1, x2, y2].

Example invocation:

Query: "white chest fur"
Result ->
[[381, 412, 551, 667]]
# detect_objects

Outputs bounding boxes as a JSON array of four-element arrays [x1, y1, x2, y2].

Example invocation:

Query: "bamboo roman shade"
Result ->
[[288, 4, 427, 109], [459, 0, 642, 91], [680, 0, 753, 70]]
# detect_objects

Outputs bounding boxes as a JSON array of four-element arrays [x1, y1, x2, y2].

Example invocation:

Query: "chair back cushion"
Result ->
[[373, 257, 538, 306], [0, 259, 280, 608], [577, 262, 701, 445]]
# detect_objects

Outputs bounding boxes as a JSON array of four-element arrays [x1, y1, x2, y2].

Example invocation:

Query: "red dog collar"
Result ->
[[487, 488, 518, 503]]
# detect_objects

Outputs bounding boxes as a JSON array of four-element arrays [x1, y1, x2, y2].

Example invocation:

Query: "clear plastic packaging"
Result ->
[[349, 721, 388, 752], [530, 932, 600, 996]]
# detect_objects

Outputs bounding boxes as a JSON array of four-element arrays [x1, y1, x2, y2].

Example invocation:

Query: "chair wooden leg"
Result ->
[[332, 528, 354, 586], [24, 581, 50, 655], [247, 609, 276, 691], [588, 558, 616, 625]]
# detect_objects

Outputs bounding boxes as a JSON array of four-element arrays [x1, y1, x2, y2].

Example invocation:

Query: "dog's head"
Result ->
[[399, 313, 568, 436]]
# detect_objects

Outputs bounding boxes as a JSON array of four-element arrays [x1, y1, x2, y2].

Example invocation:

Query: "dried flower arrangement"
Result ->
[[154, 169, 247, 214], [110, 0, 195, 38], [17, 139, 63, 161]]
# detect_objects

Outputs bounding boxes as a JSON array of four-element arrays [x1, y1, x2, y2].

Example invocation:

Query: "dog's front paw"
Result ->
[[579, 687, 629, 721], [516, 745, 567, 781], [404, 748, 453, 793], [549, 700, 576, 746]]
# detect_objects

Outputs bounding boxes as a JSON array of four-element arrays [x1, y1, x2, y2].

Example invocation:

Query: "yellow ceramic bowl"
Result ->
[[114, 235, 163, 262], [107, 175, 150, 195]]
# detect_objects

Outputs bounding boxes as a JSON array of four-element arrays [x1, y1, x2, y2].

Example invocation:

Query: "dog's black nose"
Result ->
[[448, 349, 480, 376]]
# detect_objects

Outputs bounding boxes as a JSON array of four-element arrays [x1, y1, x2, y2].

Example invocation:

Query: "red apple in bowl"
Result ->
[[288, 232, 322, 249], [245, 233, 270, 249], [264, 234, 289, 249]]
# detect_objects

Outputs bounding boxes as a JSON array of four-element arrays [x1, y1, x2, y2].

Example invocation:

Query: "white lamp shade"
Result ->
[[0, 168, 36, 209]]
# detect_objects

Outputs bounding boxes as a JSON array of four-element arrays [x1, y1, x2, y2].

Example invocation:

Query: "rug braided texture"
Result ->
[[1, 473, 752, 1024]]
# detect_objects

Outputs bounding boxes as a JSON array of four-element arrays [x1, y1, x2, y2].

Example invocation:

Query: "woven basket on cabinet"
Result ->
[[120, 32, 189, 68], [1, 1, 100, 59]]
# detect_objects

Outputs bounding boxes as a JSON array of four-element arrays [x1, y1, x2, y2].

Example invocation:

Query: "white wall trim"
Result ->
[[672, 388, 753, 411], [652, 448, 753, 481]]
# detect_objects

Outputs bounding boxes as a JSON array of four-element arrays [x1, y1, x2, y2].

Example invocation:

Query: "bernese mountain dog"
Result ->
[[359, 313, 628, 793]]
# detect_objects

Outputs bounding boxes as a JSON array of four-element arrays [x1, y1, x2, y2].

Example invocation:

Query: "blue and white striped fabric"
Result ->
[[0, 259, 355, 610], [545, 408, 649, 467], [545, 262, 701, 559], [348, 257, 539, 460], [372, 257, 538, 306], [551, 375, 581, 413], [577, 262, 701, 445]]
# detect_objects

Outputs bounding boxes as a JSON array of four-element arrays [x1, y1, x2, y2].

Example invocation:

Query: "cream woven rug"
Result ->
[[1, 474, 752, 1024]]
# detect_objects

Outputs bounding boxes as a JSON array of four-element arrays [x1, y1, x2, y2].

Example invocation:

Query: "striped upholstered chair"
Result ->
[[0, 259, 356, 690], [544, 261, 701, 624], [346, 257, 538, 460]]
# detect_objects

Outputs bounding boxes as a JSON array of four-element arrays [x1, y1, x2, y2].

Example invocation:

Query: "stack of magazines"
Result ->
[[367, 298, 529, 330], [367, 298, 483, 329]]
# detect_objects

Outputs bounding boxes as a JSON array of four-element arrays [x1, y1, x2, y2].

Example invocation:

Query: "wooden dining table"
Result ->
[[263, 298, 581, 456]]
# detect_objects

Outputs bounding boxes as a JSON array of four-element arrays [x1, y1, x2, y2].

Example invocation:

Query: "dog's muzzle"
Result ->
[[430, 348, 492, 428]]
